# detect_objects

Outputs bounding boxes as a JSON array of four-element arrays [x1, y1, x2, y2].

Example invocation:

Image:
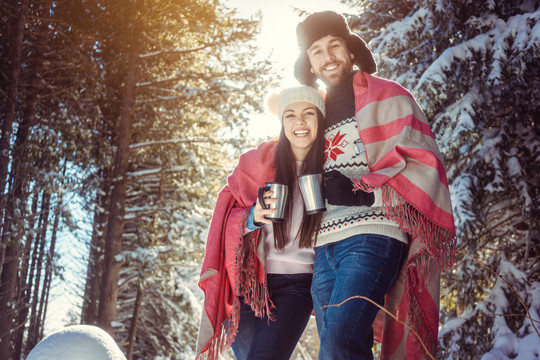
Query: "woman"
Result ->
[[196, 86, 326, 360]]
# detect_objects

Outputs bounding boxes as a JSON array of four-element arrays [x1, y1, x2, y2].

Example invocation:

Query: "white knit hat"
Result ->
[[278, 86, 326, 120]]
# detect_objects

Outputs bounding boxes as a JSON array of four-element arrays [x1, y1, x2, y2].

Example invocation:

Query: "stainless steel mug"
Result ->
[[258, 182, 289, 223], [298, 173, 326, 215]]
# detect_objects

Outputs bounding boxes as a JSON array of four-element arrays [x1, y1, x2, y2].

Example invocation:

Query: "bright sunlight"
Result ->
[[225, 0, 351, 139]]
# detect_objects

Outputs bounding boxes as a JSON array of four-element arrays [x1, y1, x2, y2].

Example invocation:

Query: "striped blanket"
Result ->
[[350, 71, 456, 359]]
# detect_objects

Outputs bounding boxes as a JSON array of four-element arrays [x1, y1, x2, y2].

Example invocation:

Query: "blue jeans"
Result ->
[[311, 234, 408, 360], [231, 273, 313, 360]]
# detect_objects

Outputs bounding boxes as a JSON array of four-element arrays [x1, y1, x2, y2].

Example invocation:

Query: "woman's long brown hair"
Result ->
[[272, 108, 325, 250]]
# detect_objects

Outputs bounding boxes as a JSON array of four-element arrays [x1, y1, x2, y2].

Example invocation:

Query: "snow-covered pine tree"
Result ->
[[342, 0, 540, 358], [0, 0, 108, 357], [67, 0, 275, 358]]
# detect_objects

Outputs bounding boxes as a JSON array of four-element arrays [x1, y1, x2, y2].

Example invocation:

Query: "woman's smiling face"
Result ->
[[282, 101, 319, 161]]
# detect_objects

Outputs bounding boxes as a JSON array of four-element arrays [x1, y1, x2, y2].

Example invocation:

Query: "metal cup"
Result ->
[[298, 174, 326, 215], [258, 182, 289, 223]]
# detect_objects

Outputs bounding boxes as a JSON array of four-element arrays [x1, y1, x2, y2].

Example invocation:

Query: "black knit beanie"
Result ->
[[294, 11, 377, 87]]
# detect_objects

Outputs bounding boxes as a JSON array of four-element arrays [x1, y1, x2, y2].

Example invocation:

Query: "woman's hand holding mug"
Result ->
[[253, 190, 277, 225]]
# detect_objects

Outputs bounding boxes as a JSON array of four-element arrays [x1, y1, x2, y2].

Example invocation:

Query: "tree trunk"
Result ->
[[0, 0, 28, 282], [37, 173, 64, 344], [26, 193, 50, 352], [126, 284, 144, 360], [12, 191, 40, 358], [82, 170, 110, 325], [97, 4, 140, 334], [0, 3, 31, 353], [8, 83, 44, 357], [10, 20, 46, 350], [34, 193, 61, 349]]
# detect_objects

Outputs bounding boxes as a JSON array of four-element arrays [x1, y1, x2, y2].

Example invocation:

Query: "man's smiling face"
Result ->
[[307, 35, 355, 88]]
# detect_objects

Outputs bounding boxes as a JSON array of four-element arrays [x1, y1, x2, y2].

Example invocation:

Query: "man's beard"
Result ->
[[321, 66, 351, 88]]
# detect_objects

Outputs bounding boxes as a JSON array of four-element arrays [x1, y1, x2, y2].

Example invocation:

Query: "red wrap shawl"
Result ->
[[350, 72, 456, 359], [196, 139, 277, 360]]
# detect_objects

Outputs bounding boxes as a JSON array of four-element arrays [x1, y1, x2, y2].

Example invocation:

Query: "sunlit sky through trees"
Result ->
[[225, 0, 351, 140]]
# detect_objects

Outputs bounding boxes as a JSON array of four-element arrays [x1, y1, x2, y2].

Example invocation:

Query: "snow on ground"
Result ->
[[26, 325, 126, 360]]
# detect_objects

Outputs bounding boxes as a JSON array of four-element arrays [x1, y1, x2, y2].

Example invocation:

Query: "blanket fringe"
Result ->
[[198, 212, 273, 360], [197, 297, 240, 360], [406, 252, 438, 358], [236, 227, 274, 319], [380, 184, 455, 269], [352, 180, 456, 270]]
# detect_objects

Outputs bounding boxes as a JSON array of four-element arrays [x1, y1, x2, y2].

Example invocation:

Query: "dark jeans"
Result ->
[[311, 234, 408, 360], [231, 273, 313, 360]]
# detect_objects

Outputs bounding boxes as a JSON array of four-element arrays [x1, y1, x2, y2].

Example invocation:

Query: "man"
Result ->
[[294, 11, 456, 359]]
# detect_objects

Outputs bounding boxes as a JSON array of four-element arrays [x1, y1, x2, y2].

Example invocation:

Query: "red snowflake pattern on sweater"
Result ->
[[325, 130, 348, 162]]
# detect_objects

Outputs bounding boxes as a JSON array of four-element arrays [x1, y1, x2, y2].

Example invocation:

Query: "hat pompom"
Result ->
[[266, 93, 280, 115]]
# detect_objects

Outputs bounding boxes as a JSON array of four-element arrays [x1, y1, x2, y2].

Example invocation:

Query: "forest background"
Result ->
[[0, 0, 539, 359]]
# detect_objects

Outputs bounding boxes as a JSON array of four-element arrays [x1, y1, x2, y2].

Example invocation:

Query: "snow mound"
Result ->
[[26, 325, 126, 360]]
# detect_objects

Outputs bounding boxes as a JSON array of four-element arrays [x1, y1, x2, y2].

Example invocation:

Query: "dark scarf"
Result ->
[[324, 71, 356, 128]]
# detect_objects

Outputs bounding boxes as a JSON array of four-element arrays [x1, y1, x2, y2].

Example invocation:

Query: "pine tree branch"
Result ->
[[139, 44, 212, 59], [135, 95, 183, 104], [0, 1, 18, 15], [136, 76, 183, 89], [457, 250, 540, 339], [0, 67, 9, 83], [467, 213, 521, 244], [482, 312, 540, 325], [129, 138, 221, 150]]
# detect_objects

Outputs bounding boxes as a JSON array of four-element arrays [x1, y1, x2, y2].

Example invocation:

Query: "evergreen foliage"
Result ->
[[73, 0, 276, 357], [342, 0, 540, 358], [1, 0, 275, 358], [0, 0, 104, 356]]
